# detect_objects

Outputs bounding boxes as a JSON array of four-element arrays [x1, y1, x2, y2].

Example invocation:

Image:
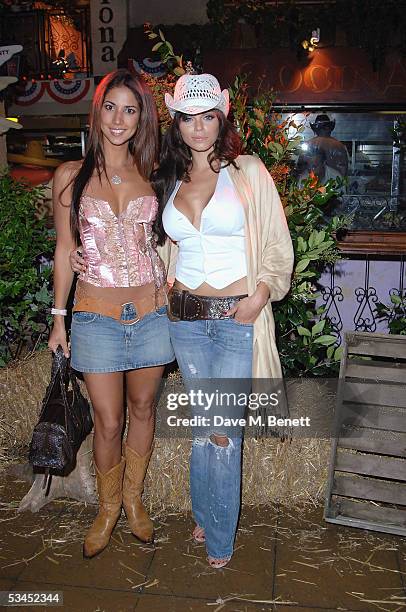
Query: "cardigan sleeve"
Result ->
[[157, 238, 178, 283], [252, 158, 294, 302]]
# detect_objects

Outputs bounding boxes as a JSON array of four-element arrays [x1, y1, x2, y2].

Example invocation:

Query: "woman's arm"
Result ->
[[48, 163, 78, 356]]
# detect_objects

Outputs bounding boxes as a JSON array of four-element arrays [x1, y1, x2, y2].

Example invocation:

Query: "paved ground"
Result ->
[[0, 470, 405, 612]]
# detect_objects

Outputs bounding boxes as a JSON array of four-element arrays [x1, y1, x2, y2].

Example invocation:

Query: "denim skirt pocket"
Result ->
[[72, 311, 99, 325]]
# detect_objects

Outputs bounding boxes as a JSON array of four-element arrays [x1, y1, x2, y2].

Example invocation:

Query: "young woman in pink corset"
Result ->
[[48, 69, 174, 558]]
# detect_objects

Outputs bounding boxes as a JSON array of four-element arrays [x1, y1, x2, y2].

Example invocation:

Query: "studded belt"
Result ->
[[167, 288, 248, 322]]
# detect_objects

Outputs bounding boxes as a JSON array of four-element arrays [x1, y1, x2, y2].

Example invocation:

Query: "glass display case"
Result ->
[[6, 123, 85, 164], [5, 117, 88, 220], [285, 111, 406, 235]]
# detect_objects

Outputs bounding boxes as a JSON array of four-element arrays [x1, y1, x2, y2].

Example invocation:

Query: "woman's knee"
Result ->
[[127, 396, 155, 422], [94, 413, 123, 440], [210, 433, 230, 447]]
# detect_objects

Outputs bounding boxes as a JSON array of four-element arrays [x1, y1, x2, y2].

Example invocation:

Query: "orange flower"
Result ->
[[308, 171, 318, 188]]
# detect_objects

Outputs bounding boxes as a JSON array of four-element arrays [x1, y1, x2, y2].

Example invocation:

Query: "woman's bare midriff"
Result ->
[[173, 277, 248, 297]]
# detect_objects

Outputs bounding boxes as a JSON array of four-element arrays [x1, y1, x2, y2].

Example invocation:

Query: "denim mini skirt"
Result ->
[[70, 304, 175, 373]]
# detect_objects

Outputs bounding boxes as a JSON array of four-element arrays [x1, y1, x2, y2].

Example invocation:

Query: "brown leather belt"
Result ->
[[167, 288, 248, 322], [73, 287, 167, 325]]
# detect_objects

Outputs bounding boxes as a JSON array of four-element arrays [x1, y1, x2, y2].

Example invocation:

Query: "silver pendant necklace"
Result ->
[[111, 174, 122, 185]]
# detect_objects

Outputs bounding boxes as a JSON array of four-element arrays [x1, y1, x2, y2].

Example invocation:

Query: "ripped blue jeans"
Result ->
[[168, 318, 253, 559]]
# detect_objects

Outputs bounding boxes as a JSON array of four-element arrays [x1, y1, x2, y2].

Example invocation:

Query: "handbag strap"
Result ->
[[51, 345, 69, 379], [38, 347, 69, 418], [45, 347, 88, 431], [41, 347, 82, 425]]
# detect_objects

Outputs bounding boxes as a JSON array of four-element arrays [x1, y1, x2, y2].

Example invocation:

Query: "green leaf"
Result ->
[[269, 142, 284, 156], [295, 259, 310, 273], [297, 236, 307, 252], [300, 271, 316, 278], [311, 319, 326, 336], [313, 335, 337, 346], [173, 66, 185, 76], [334, 346, 343, 361], [308, 230, 317, 249], [152, 42, 163, 52], [309, 240, 334, 254], [159, 29, 165, 41], [327, 345, 335, 359], [390, 294, 402, 304], [297, 325, 311, 337]]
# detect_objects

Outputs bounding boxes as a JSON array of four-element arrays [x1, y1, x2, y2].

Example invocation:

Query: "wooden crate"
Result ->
[[324, 332, 406, 536]]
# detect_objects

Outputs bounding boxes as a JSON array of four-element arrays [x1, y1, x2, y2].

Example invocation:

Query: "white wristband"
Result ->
[[51, 308, 67, 316]]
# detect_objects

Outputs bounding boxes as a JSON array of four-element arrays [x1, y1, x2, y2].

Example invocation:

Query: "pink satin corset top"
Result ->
[[78, 195, 166, 288]]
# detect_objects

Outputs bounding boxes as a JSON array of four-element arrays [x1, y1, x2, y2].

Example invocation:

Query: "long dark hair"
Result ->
[[67, 69, 159, 239], [152, 109, 242, 245]]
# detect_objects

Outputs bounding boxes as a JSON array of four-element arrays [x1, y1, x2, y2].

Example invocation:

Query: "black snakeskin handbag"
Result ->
[[29, 346, 93, 486]]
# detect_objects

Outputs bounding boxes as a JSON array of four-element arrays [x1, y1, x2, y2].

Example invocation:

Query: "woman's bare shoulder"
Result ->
[[54, 159, 82, 183]]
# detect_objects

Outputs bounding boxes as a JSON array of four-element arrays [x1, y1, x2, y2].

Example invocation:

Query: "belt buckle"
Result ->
[[120, 302, 140, 325], [167, 290, 181, 322], [184, 292, 203, 321]]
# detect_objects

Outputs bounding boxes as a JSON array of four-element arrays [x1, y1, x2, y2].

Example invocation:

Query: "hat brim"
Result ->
[[165, 90, 230, 118], [310, 121, 335, 131], [7, 153, 61, 168]]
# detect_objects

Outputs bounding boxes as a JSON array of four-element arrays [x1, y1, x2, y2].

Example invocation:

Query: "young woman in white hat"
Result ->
[[153, 73, 294, 568]]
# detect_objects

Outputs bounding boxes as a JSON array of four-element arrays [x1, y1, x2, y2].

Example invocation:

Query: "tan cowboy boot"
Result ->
[[122, 444, 154, 542], [83, 457, 125, 558]]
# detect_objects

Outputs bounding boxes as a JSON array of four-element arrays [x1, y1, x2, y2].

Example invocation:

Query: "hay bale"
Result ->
[[145, 437, 331, 512], [1, 351, 334, 510], [0, 350, 52, 463]]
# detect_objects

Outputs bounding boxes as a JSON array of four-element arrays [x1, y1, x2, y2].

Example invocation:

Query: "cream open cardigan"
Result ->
[[158, 154, 294, 383]]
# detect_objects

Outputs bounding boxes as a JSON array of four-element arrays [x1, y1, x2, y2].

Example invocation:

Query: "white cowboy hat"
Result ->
[[164, 73, 230, 118]]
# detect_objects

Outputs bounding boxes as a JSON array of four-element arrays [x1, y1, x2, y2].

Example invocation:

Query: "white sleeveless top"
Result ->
[[162, 167, 247, 290]]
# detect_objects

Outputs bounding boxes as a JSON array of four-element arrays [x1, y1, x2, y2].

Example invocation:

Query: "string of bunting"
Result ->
[[15, 79, 91, 106]]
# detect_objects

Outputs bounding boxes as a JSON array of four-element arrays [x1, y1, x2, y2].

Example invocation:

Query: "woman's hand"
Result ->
[[70, 248, 87, 274], [226, 283, 270, 324], [48, 321, 70, 358]]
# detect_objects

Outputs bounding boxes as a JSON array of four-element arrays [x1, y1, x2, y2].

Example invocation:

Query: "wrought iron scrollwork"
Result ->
[[320, 263, 344, 344], [353, 257, 378, 332], [388, 256, 406, 323]]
